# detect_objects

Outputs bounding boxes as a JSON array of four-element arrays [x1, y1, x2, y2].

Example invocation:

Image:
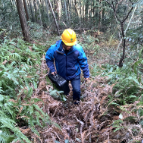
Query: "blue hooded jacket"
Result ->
[[45, 40, 90, 80]]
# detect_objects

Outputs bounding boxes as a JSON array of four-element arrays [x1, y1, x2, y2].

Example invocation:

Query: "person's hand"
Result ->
[[84, 78, 89, 82], [51, 71, 57, 75]]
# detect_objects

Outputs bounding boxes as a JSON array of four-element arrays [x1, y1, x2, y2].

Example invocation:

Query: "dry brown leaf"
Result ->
[[38, 80, 46, 90], [19, 106, 23, 114], [9, 99, 17, 103], [20, 128, 31, 135], [2, 60, 7, 65], [29, 46, 32, 51], [81, 130, 87, 143], [100, 96, 108, 105]]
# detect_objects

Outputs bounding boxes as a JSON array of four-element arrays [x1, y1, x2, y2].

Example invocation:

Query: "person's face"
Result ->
[[63, 43, 72, 50]]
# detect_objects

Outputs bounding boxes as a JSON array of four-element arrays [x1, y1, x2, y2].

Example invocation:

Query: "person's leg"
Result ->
[[71, 75, 81, 101], [64, 80, 70, 95]]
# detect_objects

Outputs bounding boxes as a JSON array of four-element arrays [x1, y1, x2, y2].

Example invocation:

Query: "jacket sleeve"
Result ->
[[45, 45, 56, 73], [78, 46, 90, 78]]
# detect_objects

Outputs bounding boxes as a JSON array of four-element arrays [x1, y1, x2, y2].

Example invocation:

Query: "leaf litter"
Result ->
[[23, 53, 143, 143]]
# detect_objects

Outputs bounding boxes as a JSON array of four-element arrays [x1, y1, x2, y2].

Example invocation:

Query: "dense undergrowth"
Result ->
[[0, 39, 51, 142], [76, 33, 143, 142], [0, 32, 143, 142], [88, 36, 143, 142]]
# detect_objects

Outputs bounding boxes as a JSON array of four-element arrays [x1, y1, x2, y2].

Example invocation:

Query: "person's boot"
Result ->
[[73, 100, 80, 105]]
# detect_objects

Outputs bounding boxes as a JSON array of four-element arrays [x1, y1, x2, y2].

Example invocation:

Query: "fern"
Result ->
[[0, 116, 31, 143], [10, 53, 21, 61], [0, 38, 52, 142], [111, 119, 125, 132], [0, 130, 15, 143]]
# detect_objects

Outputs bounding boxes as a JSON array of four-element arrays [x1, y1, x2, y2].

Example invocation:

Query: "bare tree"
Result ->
[[105, 0, 133, 67], [16, 0, 30, 42]]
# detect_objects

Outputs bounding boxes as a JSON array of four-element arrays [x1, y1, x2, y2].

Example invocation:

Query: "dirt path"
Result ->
[[32, 53, 133, 143]]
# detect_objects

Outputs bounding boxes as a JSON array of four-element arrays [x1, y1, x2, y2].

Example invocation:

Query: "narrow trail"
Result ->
[[32, 53, 132, 143]]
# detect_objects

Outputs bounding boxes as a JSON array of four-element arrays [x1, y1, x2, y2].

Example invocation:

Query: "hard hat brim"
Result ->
[[62, 39, 77, 46]]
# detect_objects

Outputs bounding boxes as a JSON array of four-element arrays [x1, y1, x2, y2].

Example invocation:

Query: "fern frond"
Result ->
[[0, 117, 31, 143], [0, 130, 15, 143], [9, 53, 21, 61]]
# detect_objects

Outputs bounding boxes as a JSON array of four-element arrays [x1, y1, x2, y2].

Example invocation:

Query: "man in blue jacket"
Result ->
[[45, 29, 90, 104]]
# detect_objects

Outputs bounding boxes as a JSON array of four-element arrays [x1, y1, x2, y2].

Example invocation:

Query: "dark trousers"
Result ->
[[67, 75, 81, 101]]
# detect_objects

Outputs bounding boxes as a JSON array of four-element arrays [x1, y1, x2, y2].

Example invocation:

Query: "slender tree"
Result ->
[[141, 10, 143, 24], [67, 0, 71, 24], [48, 0, 60, 35], [35, 0, 43, 26], [45, 0, 51, 23], [63, 0, 69, 26], [16, 0, 30, 42], [105, 0, 133, 67], [33, 0, 38, 22], [85, 0, 89, 19], [28, 0, 35, 22], [23, 0, 29, 21], [98, 0, 104, 31]]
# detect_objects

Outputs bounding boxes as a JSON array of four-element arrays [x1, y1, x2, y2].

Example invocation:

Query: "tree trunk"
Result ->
[[33, 0, 42, 25], [141, 10, 143, 24], [16, 0, 30, 42], [119, 22, 125, 67], [67, 0, 71, 25], [23, 0, 29, 21], [101, 5, 105, 31], [73, 0, 79, 26], [33, 0, 38, 22], [41, 0, 46, 27], [35, 0, 43, 26], [57, 0, 62, 21], [45, 0, 50, 23], [28, 0, 35, 22], [61, 0, 66, 24], [74, 0, 78, 17], [63, 0, 69, 26], [98, 0, 103, 31], [53, 0, 59, 20], [48, 0, 60, 35], [85, 0, 89, 26], [83, 4, 85, 25]]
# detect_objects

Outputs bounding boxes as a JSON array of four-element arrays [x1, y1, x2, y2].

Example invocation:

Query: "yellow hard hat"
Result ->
[[61, 29, 77, 46]]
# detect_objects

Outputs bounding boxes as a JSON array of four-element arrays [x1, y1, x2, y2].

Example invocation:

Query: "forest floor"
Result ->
[[32, 54, 123, 143], [22, 37, 142, 143]]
